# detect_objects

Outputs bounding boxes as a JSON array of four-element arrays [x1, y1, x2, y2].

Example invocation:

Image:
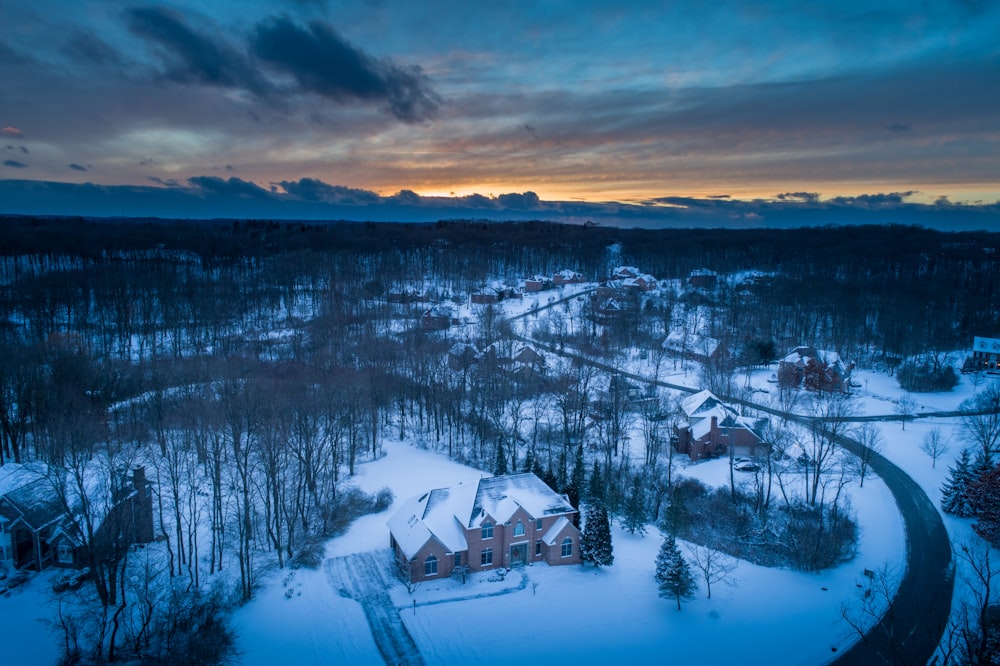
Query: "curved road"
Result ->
[[508, 290, 955, 666]]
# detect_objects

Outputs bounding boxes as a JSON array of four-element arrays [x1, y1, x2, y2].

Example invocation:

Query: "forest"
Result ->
[[0, 215, 998, 664]]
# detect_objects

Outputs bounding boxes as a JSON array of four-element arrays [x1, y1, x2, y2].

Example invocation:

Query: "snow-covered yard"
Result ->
[[234, 437, 905, 666]]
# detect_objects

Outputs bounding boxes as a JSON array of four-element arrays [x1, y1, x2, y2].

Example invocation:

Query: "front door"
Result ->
[[510, 544, 527, 567]]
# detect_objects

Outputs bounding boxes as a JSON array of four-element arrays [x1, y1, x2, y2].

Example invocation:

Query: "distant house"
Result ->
[[553, 270, 584, 286], [471, 282, 522, 305], [611, 266, 641, 280], [524, 275, 554, 292], [673, 390, 766, 461], [778, 346, 853, 392], [387, 289, 430, 304], [622, 274, 657, 292], [387, 473, 581, 584], [422, 303, 460, 330], [965, 336, 1000, 374], [687, 269, 718, 289], [447, 342, 481, 372], [0, 464, 153, 571], [661, 331, 725, 363]]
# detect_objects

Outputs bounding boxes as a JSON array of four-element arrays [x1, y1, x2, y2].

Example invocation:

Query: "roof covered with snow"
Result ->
[[388, 472, 575, 558]]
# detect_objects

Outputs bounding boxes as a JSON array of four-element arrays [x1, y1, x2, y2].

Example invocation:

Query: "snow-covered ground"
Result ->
[[232, 436, 904, 666]]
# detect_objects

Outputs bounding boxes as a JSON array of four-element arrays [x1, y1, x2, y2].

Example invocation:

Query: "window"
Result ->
[[481, 548, 493, 566], [514, 521, 525, 537], [424, 555, 438, 576], [535, 518, 543, 530], [58, 544, 74, 564], [481, 521, 493, 540], [561, 537, 572, 558], [535, 540, 542, 557], [454, 552, 462, 568]]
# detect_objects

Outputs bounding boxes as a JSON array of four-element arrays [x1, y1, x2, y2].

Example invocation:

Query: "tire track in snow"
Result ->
[[325, 551, 425, 666]]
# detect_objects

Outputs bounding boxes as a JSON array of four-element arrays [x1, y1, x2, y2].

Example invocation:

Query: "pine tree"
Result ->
[[493, 439, 508, 476], [655, 534, 696, 610], [565, 444, 586, 527], [581, 504, 614, 567], [588, 460, 604, 503], [624, 472, 647, 535], [524, 446, 535, 476], [969, 466, 1000, 546], [942, 448, 975, 517]]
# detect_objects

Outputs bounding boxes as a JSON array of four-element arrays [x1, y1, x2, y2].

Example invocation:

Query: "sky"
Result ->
[[1, 0, 999, 227]]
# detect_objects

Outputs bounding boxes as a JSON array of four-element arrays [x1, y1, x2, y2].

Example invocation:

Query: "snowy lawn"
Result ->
[[235, 438, 904, 666]]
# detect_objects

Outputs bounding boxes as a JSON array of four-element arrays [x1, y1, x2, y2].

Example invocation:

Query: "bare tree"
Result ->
[[840, 562, 905, 665], [920, 427, 950, 468], [960, 384, 1000, 465], [854, 424, 884, 488], [894, 393, 917, 430], [685, 543, 738, 599]]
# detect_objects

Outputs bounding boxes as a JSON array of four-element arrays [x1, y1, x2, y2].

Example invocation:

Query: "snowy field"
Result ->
[[233, 438, 904, 666]]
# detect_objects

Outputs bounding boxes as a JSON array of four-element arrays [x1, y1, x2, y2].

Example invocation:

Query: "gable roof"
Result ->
[[388, 472, 575, 558], [469, 473, 574, 528]]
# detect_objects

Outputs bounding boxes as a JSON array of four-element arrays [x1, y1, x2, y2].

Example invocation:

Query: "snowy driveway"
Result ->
[[325, 551, 426, 666]]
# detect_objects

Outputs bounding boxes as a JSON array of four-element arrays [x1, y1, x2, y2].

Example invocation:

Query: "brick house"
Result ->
[[0, 464, 153, 571], [553, 270, 584, 286], [778, 346, 853, 392], [966, 336, 1000, 374], [672, 390, 766, 461], [687, 268, 718, 289], [524, 275, 553, 292], [387, 473, 581, 584]]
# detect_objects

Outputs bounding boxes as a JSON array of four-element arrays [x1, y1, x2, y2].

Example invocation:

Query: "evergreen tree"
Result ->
[[655, 534, 697, 610], [524, 446, 535, 476], [969, 466, 1000, 547], [588, 459, 605, 503], [565, 444, 586, 526], [624, 472, 647, 534], [541, 466, 559, 493], [942, 448, 975, 516], [493, 439, 508, 476], [581, 504, 614, 567], [530, 451, 545, 478]]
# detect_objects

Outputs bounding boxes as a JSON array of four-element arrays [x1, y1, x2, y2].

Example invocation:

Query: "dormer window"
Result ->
[[482, 521, 493, 539]]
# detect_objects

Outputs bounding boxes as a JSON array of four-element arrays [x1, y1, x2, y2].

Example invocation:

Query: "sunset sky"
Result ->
[[2, 1, 999, 226]]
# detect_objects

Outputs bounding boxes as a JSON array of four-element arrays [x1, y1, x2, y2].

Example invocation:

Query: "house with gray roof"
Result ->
[[387, 472, 581, 583]]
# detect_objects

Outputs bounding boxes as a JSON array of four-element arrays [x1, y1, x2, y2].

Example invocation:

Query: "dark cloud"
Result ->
[[0, 40, 33, 65], [279, 178, 380, 205], [829, 192, 915, 207], [885, 122, 911, 132], [188, 176, 271, 198], [125, 7, 266, 93], [777, 192, 821, 203], [496, 191, 541, 209], [387, 189, 422, 205], [251, 18, 439, 122], [19, 146, 28, 155], [147, 176, 181, 186], [69, 163, 88, 171], [63, 30, 122, 65], [0, 178, 997, 230], [4, 160, 28, 168]]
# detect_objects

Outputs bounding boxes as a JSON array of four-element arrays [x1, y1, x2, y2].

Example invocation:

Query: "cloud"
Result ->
[[147, 176, 181, 186], [496, 191, 541, 209], [251, 18, 439, 122], [829, 192, 916, 207], [1, 127, 24, 138], [62, 30, 122, 65], [777, 192, 821, 203], [69, 163, 88, 171], [4, 160, 28, 168], [125, 7, 266, 93], [187, 176, 271, 198], [0, 40, 33, 65], [279, 178, 380, 205]]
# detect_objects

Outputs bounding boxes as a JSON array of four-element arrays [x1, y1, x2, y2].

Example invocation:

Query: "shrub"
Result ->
[[897, 361, 959, 392]]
